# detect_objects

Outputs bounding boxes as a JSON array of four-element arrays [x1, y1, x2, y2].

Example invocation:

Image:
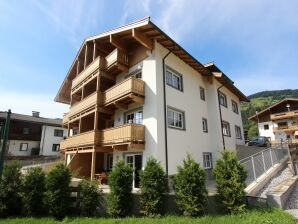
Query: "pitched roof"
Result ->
[[55, 17, 248, 103]]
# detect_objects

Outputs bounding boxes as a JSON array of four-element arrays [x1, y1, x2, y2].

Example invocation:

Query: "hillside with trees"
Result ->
[[241, 89, 298, 140]]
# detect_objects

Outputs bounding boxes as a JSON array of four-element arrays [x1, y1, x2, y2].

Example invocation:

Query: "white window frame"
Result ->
[[107, 153, 113, 171], [166, 67, 183, 91], [222, 121, 231, 137], [125, 108, 143, 124], [202, 118, 208, 133], [54, 129, 64, 137], [20, 143, 28, 151], [200, 86, 205, 101], [203, 152, 212, 169], [167, 107, 185, 130], [218, 91, 227, 107], [235, 125, 242, 139], [232, 100, 239, 114], [52, 144, 60, 152]]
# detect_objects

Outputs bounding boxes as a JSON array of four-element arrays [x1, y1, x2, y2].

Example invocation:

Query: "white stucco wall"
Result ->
[[258, 121, 275, 140], [40, 125, 67, 156], [7, 140, 40, 156]]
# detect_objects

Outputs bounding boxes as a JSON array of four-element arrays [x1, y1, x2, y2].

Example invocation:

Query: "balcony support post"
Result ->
[[76, 59, 80, 76], [84, 44, 88, 69], [93, 40, 97, 60], [90, 150, 96, 180]]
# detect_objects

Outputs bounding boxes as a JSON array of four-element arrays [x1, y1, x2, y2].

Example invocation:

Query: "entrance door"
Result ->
[[125, 154, 142, 188]]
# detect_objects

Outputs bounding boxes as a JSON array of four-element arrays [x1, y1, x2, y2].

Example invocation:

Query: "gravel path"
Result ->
[[257, 167, 293, 198]]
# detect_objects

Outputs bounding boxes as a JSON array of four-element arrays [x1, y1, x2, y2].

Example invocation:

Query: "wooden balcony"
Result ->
[[100, 123, 145, 146], [68, 92, 98, 119], [105, 49, 129, 74], [271, 110, 298, 121], [62, 112, 70, 126], [102, 76, 145, 109], [273, 124, 298, 132], [72, 57, 105, 91], [60, 130, 100, 150]]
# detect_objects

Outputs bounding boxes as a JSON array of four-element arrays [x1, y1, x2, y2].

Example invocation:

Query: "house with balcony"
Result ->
[[249, 98, 298, 142], [55, 17, 248, 187]]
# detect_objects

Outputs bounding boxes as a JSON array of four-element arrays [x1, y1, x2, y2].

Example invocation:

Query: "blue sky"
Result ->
[[1, 0, 298, 118]]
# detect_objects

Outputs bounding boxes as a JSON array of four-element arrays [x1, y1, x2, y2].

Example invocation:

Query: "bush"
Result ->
[[0, 161, 22, 217], [21, 167, 46, 216], [213, 151, 247, 214], [78, 179, 102, 216], [107, 160, 133, 217], [45, 164, 71, 220], [173, 154, 207, 217], [139, 157, 167, 217]]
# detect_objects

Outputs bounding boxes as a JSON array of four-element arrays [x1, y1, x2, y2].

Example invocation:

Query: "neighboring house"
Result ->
[[249, 98, 298, 142], [0, 111, 67, 156], [55, 17, 249, 186]]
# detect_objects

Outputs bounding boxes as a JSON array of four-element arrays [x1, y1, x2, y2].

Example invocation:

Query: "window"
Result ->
[[167, 108, 185, 129], [203, 152, 212, 169], [218, 91, 227, 107], [264, 124, 269, 130], [126, 109, 143, 124], [23, 128, 29, 135], [200, 87, 205, 101], [235, 125, 242, 139], [52, 144, 60, 152], [278, 122, 288, 129], [232, 100, 239, 114], [54, 129, 64, 137], [107, 154, 113, 171], [166, 67, 183, 91], [202, 118, 208, 133], [20, 143, 28, 151], [222, 121, 231, 137], [125, 70, 142, 79]]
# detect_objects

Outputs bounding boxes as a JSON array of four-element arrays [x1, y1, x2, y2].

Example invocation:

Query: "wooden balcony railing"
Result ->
[[62, 112, 70, 125], [102, 76, 145, 107], [72, 57, 105, 90], [60, 130, 100, 150], [100, 123, 145, 146], [105, 48, 128, 72], [273, 124, 298, 132], [68, 92, 98, 118], [271, 110, 298, 120]]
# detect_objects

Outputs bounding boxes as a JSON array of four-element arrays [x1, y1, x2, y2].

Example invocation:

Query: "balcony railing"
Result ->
[[102, 76, 145, 107], [60, 130, 100, 150], [271, 110, 298, 120], [100, 123, 145, 146], [68, 92, 98, 118], [72, 57, 105, 90], [273, 124, 298, 132], [105, 48, 128, 72]]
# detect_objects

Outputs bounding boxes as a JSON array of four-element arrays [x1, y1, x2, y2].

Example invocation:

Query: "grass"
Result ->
[[0, 209, 296, 224]]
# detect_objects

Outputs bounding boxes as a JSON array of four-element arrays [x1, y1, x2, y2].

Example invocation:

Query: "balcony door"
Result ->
[[125, 154, 142, 188], [125, 109, 143, 124]]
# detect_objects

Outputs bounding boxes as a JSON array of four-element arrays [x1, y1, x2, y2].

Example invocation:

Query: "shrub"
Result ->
[[139, 157, 167, 217], [213, 151, 247, 214], [107, 160, 133, 217], [78, 179, 102, 216], [45, 164, 71, 220], [173, 154, 207, 217], [21, 167, 46, 216], [0, 161, 22, 217]]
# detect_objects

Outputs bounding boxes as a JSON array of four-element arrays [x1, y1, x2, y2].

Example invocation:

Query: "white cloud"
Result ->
[[0, 92, 69, 119]]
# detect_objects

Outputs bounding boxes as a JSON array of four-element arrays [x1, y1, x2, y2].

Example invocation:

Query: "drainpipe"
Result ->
[[217, 81, 233, 151], [162, 46, 175, 176]]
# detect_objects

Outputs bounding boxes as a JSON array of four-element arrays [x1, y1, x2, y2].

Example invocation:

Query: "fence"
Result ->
[[239, 145, 288, 186]]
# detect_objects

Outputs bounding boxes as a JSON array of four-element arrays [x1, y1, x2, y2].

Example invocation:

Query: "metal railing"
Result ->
[[240, 145, 288, 186]]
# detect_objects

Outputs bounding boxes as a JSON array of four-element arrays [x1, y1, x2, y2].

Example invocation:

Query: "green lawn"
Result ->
[[0, 209, 295, 224]]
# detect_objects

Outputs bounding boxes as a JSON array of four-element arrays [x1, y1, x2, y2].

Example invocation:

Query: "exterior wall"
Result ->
[[7, 140, 40, 156], [258, 121, 275, 140], [40, 125, 67, 156]]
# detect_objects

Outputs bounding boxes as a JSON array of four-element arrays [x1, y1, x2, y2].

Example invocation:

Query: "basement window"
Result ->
[[203, 152, 212, 169]]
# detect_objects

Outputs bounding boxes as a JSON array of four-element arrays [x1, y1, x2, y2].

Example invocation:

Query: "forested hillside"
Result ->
[[241, 89, 298, 139]]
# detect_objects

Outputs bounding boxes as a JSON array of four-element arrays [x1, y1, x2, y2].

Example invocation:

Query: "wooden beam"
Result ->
[[91, 150, 96, 180], [131, 95, 145, 104], [117, 63, 129, 73], [99, 71, 116, 81], [132, 28, 153, 50], [130, 144, 145, 150], [114, 102, 128, 110], [93, 40, 96, 60], [110, 35, 127, 52], [95, 146, 113, 153], [113, 144, 128, 151], [84, 44, 88, 69]]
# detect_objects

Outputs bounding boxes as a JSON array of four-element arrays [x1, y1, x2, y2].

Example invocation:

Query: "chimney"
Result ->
[[32, 111, 40, 117]]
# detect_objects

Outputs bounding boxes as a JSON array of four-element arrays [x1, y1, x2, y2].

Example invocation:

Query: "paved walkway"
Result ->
[[286, 209, 298, 219]]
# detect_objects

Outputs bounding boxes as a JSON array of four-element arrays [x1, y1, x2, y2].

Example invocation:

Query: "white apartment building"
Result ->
[[56, 17, 248, 186]]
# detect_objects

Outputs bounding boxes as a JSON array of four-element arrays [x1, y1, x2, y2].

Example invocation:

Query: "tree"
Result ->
[[139, 157, 167, 217], [213, 151, 247, 214], [22, 167, 46, 216], [45, 164, 71, 220], [0, 161, 23, 217], [173, 155, 207, 217], [107, 160, 133, 217]]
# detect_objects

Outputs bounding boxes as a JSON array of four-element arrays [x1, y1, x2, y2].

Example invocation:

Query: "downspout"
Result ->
[[162, 46, 175, 176], [217, 81, 233, 151]]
